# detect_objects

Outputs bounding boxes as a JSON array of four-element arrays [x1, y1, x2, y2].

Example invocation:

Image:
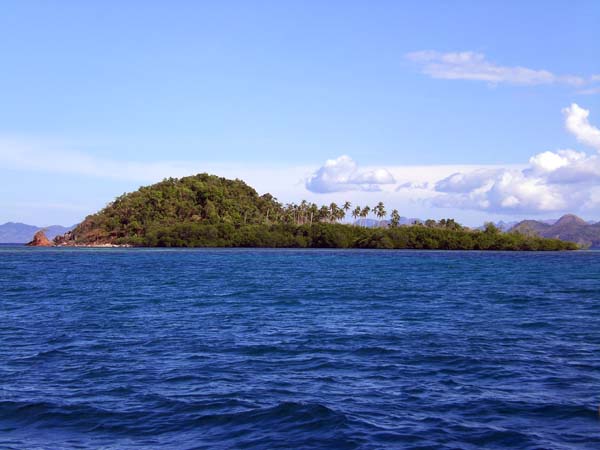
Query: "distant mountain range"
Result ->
[[510, 214, 600, 248], [0, 222, 74, 243], [478, 219, 558, 232]]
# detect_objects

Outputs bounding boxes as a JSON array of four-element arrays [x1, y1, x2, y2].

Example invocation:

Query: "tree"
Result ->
[[318, 205, 330, 223], [445, 218, 461, 231], [352, 206, 361, 224], [335, 205, 345, 222], [58, 171, 578, 251], [308, 203, 318, 224], [374, 201, 386, 225], [360, 206, 371, 227], [342, 201, 351, 221], [329, 202, 340, 223], [390, 209, 400, 228], [484, 222, 500, 234], [299, 200, 308, 224]]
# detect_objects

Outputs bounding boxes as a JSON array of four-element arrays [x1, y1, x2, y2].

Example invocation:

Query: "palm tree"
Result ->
[[318, 205, 329, 223], [309, 203, 319, 224], [342, 201, 351, 221], [360, 206, 370, 227], [390, 209, 400, 228], [374, 201, 386, 226], [352, 206, 361, 225], [329, 202, 339, 223], [299, 200, 308, 224]]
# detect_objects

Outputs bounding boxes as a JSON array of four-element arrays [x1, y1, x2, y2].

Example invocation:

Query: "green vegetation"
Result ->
[[57, 173, 577, 250]]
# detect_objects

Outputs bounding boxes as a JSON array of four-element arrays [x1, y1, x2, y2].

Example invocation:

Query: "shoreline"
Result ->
[[17, 244, 586, 251], [54, 243, 132, 248]]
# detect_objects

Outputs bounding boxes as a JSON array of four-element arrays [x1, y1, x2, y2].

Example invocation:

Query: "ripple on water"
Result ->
[[1, 248, 599, 449]]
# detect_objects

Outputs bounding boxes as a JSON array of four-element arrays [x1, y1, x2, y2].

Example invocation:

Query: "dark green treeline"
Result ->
[[60, 173, 577, 250]]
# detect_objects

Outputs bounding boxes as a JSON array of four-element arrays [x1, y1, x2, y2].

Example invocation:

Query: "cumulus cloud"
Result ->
[[406, 51, 596, 88], [432, 104, 600, 214], [5, 103, 600, 220], [434, 169, 500, 193], [528, 149, 600, 184], [305, 155, 395, 193], [563, 103, 600, 150], [434, 164, 577, 213]]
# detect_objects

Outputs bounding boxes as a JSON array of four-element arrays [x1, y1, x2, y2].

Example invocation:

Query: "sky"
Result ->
[[1, 1, 599, 226]]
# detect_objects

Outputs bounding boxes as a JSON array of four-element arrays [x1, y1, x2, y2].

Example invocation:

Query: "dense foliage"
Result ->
[[57, 173, 577, 250], [132, 222, 574, 250]]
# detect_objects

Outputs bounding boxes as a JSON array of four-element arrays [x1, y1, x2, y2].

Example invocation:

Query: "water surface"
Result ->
[[1, 248, 599, 449]]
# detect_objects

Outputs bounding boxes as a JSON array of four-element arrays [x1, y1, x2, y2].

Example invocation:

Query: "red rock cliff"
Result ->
[[26, 230, 53, 247]]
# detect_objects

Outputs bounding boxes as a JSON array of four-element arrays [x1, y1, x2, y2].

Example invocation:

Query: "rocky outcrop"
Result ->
[[26, 230, 53, 247], [0, 222, 74, 244]]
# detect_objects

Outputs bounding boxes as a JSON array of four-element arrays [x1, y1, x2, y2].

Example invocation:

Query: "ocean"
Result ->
[[1, 247, 599, 449]]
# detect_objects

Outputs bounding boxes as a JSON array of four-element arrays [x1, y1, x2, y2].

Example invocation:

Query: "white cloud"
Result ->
[[528, 149, 600, 184], [563, 103, 600, 150], [434, 169, 500, 193], [4, 103, 600, 223], [434, 165, 577, 213], [528, 149, 585, 172], [431, 104, 600, 214], [406, 51, 593, 88], [1, 137, 494, 224], [396, 181, 430, 190], [305, 155, 395, 193]]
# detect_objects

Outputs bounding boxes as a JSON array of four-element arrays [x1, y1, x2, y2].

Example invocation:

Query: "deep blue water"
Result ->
[[1, 248, 599, 449]]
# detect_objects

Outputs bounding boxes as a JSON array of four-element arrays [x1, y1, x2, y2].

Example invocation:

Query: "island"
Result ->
[[53, 173, 577, 250]]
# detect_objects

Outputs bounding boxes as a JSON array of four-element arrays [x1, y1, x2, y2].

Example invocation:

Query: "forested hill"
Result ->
[[56, 174, 281, 245], [55, 173, 577, 250]]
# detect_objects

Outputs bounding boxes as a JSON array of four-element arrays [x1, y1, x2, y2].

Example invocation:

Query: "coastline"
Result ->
[[30, 244, 581, 251], [54, 243, 132, 248]]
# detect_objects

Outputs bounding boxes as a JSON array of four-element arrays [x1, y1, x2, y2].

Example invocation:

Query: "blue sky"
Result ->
[[1, 1, 600, 225]]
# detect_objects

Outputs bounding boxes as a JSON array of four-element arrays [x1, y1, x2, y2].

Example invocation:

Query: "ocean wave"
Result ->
[[1, 249, 600, 448]]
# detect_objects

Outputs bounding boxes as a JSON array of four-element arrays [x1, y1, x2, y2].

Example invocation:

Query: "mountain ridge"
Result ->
[[510, 214, 600, 248], [0, 222, 74, 243]]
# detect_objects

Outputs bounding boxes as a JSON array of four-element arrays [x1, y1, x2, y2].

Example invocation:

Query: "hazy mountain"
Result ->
[[476, 218, 565, 232], [510, 214, 600, 248], [0, 222, 74, 243]]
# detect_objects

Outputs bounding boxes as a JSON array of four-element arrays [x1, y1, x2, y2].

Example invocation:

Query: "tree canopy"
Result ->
[[55, 173, 577, 251]]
